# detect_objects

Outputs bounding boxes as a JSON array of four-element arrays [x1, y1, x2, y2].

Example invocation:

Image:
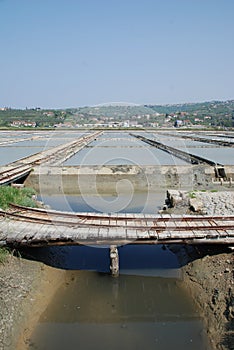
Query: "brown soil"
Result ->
[[0, 255, 65, 350], [162, 190, 234, 349], [172, 245, 234, 350]]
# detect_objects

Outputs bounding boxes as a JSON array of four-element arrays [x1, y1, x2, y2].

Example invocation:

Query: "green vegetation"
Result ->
[[146, 100, 234, 128], [188, 191, 197, 199], [0, 247, 9, 264], [0, 108, 69, 128], [0, 186, 37, 210], [0, 99, 234, 128]]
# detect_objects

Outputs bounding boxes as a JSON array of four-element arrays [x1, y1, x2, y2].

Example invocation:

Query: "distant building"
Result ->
[[11, 120, 36, 127], [174, 120, 183, 127]]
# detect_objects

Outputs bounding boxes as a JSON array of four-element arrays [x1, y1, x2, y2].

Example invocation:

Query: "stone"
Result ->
[[189, 198, 204, 212]]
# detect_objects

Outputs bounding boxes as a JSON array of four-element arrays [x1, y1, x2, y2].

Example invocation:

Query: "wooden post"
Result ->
[[110, 245, 119, 277]]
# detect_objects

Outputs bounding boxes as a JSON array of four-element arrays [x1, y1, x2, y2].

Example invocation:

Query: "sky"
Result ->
[[0, 0, 234, 109]]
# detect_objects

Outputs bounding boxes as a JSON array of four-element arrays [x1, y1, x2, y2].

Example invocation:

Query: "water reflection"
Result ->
[[20, 244, 180, 278], [28, 271, 208, 350], [37, 192, 166, 214]]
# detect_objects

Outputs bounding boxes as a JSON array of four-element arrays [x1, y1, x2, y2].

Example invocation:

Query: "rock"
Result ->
[[166, 190, 188, 207], [189, 198, 204, 212], [224, 268, 231, 273]]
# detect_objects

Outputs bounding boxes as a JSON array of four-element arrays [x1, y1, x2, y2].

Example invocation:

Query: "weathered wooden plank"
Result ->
[[112, 227, 127, 238], [157, 231, 171, 239], [170, 231, 194, 239], [192, 230, 207, 238], [140, 218, 155, 227], [174, 220, 190, 229], [126, 228, 138, 239], [136, 230, 150, 239], [208, 219, 218, 227], [98, 227, 110, 239], [165, 221, 176, 229], [148, 230, 158, 239], [213, 220, 234, 227], [0, 220, 13, 239], [206, 230, 220, 238], [225, 230, 234, 236]]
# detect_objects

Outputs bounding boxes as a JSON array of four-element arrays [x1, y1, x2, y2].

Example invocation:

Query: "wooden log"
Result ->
[[110, 245, 119, 277]]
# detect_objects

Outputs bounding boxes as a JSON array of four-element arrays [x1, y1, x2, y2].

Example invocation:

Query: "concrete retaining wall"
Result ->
[[24, 165, 224, 195]]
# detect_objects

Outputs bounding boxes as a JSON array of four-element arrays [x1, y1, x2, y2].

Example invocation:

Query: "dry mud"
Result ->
[[172, 245, 234, 350], [0, 255, 65, 350]]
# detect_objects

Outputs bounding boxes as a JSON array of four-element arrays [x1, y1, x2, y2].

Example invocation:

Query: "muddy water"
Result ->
[[22, 193, 210, 350], [27, 271, 207, 350]]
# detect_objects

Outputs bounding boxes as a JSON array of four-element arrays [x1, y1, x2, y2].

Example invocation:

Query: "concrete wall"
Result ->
[[24, 165, 221, 195]]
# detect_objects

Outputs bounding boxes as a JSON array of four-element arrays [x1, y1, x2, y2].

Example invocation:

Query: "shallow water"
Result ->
[[23, 191, 210, 350], [27, 271, 208, 350], [38, 191, 166, 214]]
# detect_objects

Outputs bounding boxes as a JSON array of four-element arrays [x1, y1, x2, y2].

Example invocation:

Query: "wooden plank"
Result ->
[[225, 230, 234, 236], [126, 228, 138, 240], [6, 223, 31, 244], [165, 220, 176, 229], [0, 220, 13, 239], [136, 230, 150, 239], [98, 227, 110, 239], [192, 230, 207, 238], [157, 231, 171, 240], [86, 227, 99, 239], [99, 219, 110, 226], [108, 227, 121, 240], [145, 221, 157, 228], [206, 230, 220, 238], [208, 219, 218, 227], [170, 231, 193, 239], [216, 230, 228, 237], [76, 227, 93, 240]]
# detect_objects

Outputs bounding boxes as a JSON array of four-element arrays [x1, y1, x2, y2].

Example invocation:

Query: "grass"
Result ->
[[188, 191, 197, 199], [0, 186, 38, 210], [0, 247, 9, 264], [0, 186, 38, 264]]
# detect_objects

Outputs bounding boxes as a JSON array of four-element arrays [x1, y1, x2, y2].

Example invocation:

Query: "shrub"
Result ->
[[0, 186, 37, 210]]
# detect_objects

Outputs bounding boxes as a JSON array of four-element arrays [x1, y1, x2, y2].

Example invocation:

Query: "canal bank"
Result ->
[[0, 245, 232, 349], [24, 164, 234, 195], [180, 248, 234, 350], [0, 255, 65, 350]]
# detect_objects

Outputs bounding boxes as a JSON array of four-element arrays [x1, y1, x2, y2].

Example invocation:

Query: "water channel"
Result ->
[[2, 130, 228, 349], [20, 192, 210, 350]]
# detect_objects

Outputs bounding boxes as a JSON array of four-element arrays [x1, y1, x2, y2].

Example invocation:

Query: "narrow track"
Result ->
[[0, 165, 32, 185], [131, 133, 223, 166], [0, 131, 102, 185]]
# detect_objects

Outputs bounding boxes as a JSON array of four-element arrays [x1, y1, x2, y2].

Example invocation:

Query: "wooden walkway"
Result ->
[[0, 131, 102, 185], [0, 204, 234, 247]]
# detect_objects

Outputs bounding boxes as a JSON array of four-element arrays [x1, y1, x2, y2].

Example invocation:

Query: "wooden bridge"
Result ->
[[1, 204, 233, 276], [1, 204, 233, 247]]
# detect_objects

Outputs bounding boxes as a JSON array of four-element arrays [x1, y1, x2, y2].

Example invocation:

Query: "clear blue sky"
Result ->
[[1, 0, 234, 108]]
